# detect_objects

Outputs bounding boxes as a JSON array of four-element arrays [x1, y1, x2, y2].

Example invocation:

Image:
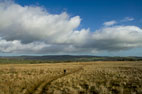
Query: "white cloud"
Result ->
[[92, 26, 142, 51], [103, 20, 117, 26], [0, 2, 81, 43], [121, 17, 134, 22], [0, 38, 48, 53], [0, 1, 142, 55]]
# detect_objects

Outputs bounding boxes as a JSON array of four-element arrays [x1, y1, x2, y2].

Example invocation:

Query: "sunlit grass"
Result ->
[[0, 61, 142, 94]]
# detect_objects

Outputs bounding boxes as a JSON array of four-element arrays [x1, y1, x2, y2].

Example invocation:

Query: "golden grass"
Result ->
[[0, 61, 142, 94]]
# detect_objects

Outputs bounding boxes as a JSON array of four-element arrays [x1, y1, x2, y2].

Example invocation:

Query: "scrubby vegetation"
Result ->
[[0, 61, 142, 94], [47, 61, 142, 94]]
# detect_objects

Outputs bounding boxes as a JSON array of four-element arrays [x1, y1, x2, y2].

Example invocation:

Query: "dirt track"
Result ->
[[22, 65, 84, 94]]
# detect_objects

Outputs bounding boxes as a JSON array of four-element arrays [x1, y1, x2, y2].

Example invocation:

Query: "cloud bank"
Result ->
[[0, 1, 142, 55]]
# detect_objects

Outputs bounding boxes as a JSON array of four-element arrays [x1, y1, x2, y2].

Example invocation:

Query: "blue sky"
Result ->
[[0, 0, 142, 56], [15, 0, 142, 30]]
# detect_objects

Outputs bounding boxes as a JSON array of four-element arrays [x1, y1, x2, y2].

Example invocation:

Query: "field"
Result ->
[[0, 61, 142, 94]]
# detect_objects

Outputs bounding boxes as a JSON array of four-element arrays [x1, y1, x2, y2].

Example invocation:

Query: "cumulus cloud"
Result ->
[[0, 37, 50, 53], [0, 1, 142, 55], [0, 2, 81, 43], [103, 20, 117, 26], [92, 26, 142, 51]]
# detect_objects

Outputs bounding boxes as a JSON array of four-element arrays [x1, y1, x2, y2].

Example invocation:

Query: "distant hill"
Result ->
[[0, 55, 142, 64]]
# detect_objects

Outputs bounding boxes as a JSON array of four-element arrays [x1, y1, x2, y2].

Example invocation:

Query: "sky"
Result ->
[[0, 0, 142, 56]]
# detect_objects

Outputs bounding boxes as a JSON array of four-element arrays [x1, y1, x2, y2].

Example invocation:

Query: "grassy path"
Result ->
[[22, 65, 85, 94]]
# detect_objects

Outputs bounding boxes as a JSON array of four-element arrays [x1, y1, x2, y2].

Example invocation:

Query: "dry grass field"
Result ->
[[0, 61, 142, 94]]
